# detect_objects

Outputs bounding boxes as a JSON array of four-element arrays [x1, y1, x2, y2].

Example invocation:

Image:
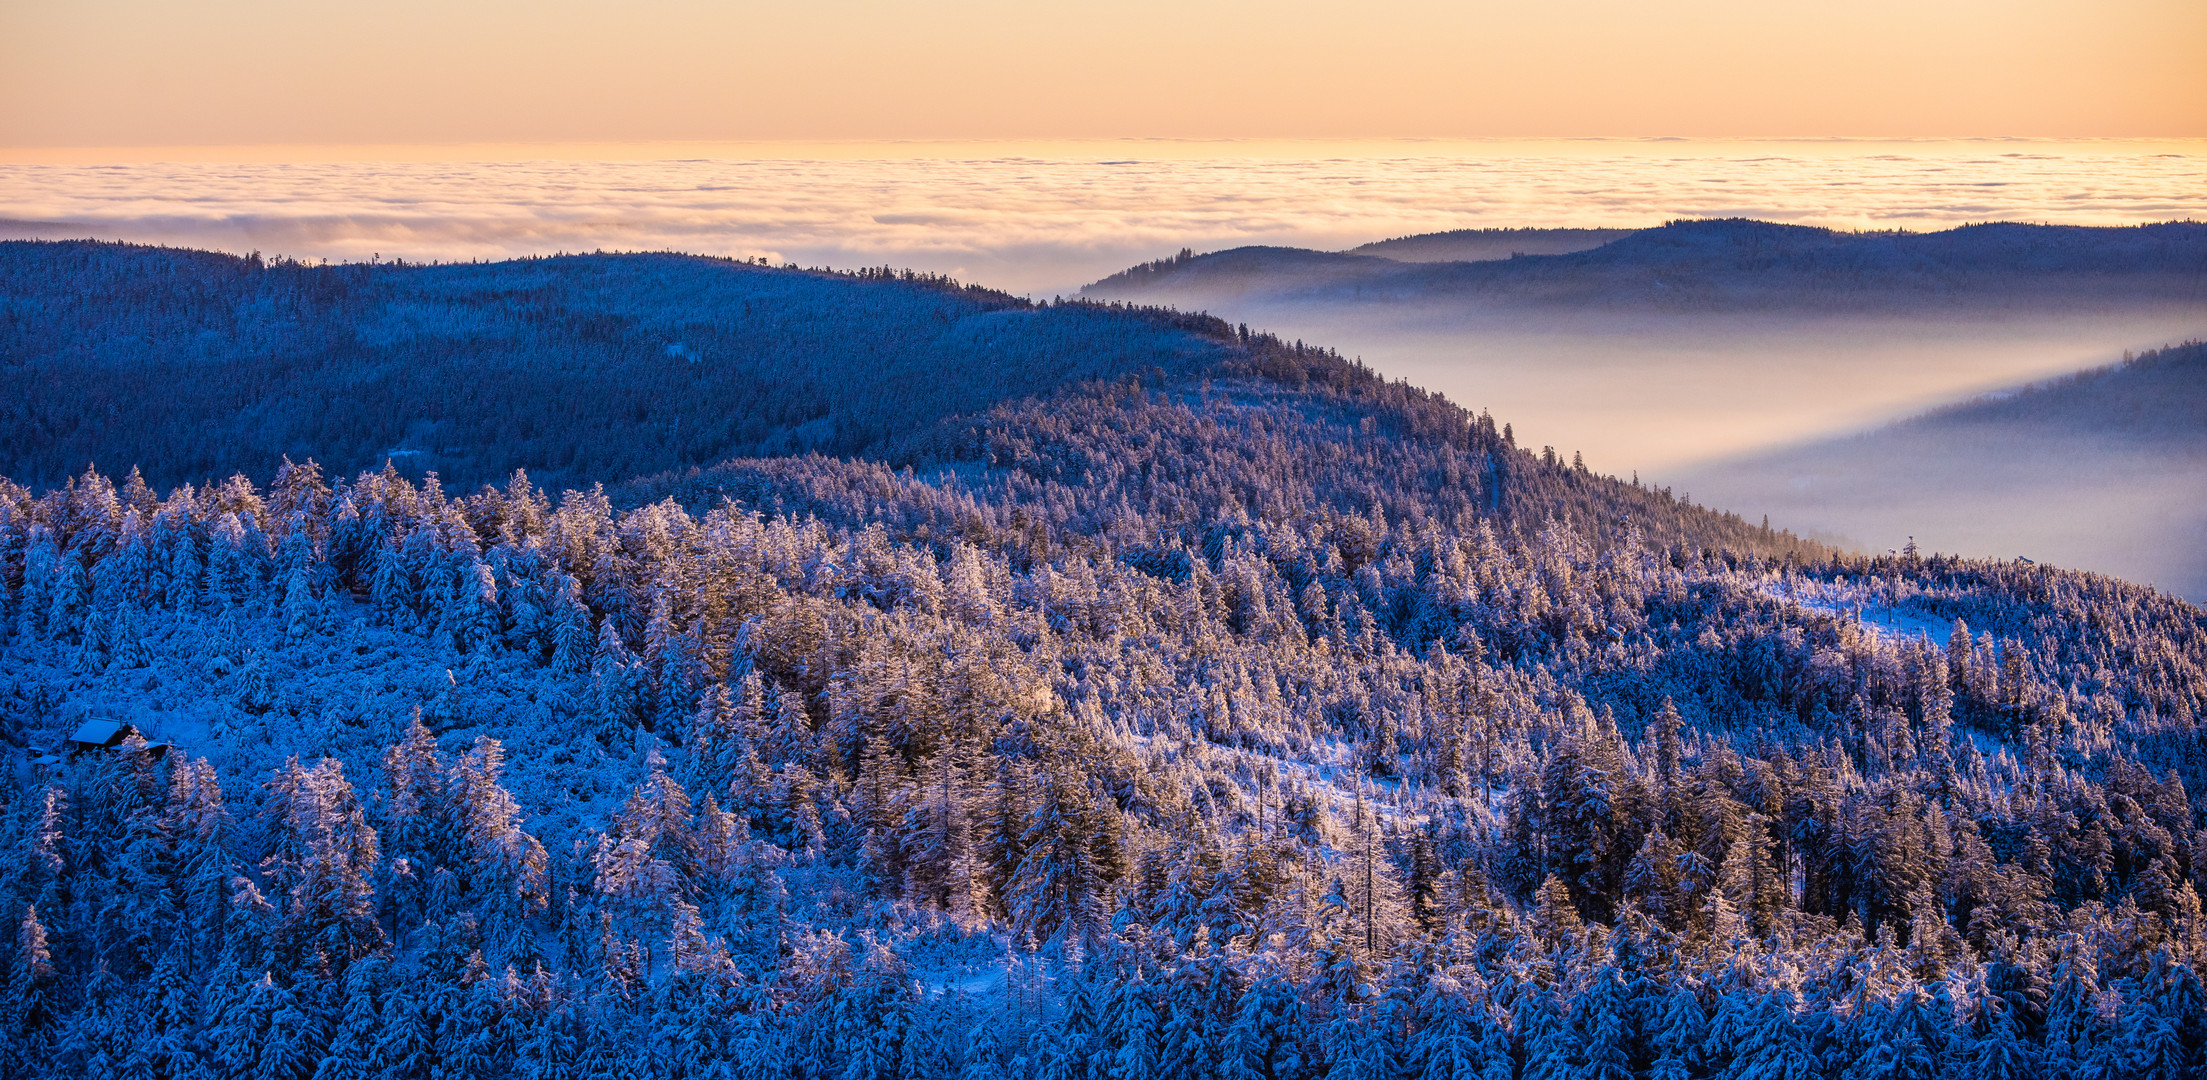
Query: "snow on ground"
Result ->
[[920, 969, 1003, 998], [8, 602, 649, 844], [1759, 579, 1955, 643]]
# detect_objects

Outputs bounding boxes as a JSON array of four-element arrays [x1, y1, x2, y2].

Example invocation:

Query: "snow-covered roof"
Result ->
[[69, 718, 131, 747]]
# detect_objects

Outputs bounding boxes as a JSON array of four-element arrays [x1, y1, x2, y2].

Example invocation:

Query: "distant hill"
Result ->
[[0, 238, 1825, 562], [1346, 226, 1637, 263], [0, 241, 1230, 492], [1087, 218, 2207, 313], [1908, 337, 2207, 446], [1675, 340, 2207, 599]]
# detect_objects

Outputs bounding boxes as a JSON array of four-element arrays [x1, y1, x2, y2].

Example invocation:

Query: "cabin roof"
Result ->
[[69, 718, 131, 746]]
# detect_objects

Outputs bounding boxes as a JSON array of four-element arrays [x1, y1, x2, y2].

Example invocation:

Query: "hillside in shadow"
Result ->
[[1345, 226, 1638, 263], [0, 242, 1230, 492]]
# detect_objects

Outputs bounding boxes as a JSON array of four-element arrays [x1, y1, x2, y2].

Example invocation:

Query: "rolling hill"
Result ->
[[0, 238, 1817, 560], [1345, 226, 1638, 263], [1, 240, 2203, 1079], [1088, 218, 2207, 313], [0, 241, 1229, 493]]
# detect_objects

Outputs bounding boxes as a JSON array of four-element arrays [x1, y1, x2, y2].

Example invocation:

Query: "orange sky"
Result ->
[[4, 0, 2202, 149]]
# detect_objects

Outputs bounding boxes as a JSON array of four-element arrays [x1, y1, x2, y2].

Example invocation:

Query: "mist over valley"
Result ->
[[1083, 220, 2207, 595], [1678, 341, 2207, 600]]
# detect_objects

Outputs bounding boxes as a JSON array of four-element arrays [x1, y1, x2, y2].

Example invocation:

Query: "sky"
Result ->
[[3, 0, 2203, 149]]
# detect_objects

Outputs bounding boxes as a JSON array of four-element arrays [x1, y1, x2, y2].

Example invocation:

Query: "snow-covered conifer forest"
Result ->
[[2, 240, 2205, 1078]]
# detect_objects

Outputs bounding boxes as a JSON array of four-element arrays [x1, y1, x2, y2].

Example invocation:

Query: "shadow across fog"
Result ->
[[1674, 342, 2207, 601]]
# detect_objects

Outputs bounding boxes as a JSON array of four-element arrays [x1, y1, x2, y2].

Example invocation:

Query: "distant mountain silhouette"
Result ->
[[1897, 338, 2207, 446], [1087, 218, 2207, 312], [1346, 227, 1637, 263]]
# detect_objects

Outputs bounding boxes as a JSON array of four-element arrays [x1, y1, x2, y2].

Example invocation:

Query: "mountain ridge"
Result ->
[[1345, 226, 1638, 263], [0, 237, 1833, 564], [1086, 218, 2207, 312], [0, 240, 1225, 493]]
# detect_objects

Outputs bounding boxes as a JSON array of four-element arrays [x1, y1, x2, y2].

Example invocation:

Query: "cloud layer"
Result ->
[[4, 141, 2202, 294]]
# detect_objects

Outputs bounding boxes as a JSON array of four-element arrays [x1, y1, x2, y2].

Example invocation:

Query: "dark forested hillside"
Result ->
[[0, 241, 1231, 492], [1345, 227, 1638, 263], [1086, 219, 2207, 312], [0, 237, 1819, 565], [1, 240, 2205, 1080], [1906, 338, 2207, 445]]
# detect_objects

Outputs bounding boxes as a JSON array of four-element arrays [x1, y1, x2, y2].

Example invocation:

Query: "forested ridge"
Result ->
[[1895, 340, 2207, 445], [1665, 339, 2207, 603], [1, 241, 2205, 1079], [0, 241, 1230, 493], [1343, 229, 1637, 264], [1086, 219, 2207, 312]]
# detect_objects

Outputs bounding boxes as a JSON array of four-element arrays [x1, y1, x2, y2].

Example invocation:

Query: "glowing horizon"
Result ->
[[7, 142, 2202, 297], [6, 135, 2206, 167], [4, 2, 2202, 150]]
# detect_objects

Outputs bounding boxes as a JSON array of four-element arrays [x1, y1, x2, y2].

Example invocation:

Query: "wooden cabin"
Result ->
[[69, 718, 134, 752], [67, 717, 169, 758]]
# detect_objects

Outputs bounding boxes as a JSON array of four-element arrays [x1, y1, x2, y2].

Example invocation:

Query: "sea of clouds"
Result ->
[[4, 140, 2202, 295]]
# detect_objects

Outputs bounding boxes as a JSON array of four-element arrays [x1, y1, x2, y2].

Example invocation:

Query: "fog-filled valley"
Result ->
[[1083, 220, 2207, 597], [1679, 341, 2207, 601], [2, 236, 2206, 1079]]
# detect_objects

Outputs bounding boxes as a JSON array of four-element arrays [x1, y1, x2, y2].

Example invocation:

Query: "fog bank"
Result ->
[[1675, 343, 2207, 600], [5, 142, 2203, 294], [1153, 302, 2205, 475]]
